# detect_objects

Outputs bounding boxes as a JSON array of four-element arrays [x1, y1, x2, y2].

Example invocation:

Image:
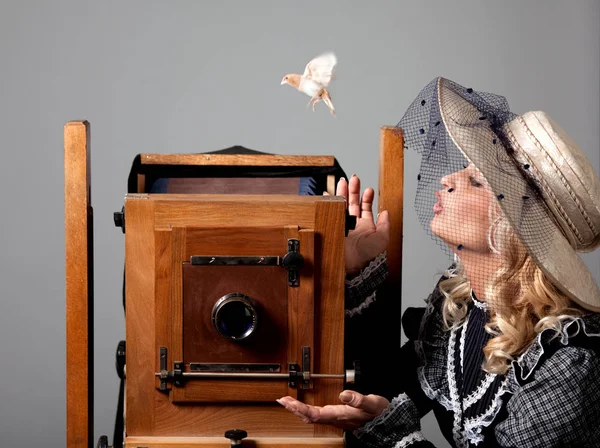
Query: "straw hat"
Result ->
[[437, 77, 600, 311]]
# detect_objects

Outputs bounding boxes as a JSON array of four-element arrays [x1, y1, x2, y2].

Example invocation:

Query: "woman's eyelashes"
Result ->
[[469, 176, 483, 187]]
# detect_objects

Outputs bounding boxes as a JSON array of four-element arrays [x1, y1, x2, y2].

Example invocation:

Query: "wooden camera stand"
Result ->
[[65, 122, 404, 448]]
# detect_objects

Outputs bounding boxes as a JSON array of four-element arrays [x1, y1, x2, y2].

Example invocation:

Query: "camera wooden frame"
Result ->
[[65, 122, 404, 448]]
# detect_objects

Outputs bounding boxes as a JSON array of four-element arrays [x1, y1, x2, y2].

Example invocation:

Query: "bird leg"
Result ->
[[321, 89, 335, 116], [309, 95, 322, 111]]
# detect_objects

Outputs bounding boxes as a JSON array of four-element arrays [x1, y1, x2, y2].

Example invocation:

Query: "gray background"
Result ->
[[1, 1, 598, 447]]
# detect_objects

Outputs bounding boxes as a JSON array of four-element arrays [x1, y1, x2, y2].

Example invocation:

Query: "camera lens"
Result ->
[[212, 293, 258, 341]]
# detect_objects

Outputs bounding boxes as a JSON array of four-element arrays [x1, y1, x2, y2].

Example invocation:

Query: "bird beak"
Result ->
[[281, 78, 287, 85]]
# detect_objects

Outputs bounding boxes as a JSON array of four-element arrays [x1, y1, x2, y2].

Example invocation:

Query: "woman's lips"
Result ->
[[434, 191, 444, 214]]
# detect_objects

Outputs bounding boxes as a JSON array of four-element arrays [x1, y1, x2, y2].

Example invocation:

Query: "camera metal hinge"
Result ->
[[288, 363, 299, 388], [158, 347, 185, 390], [173, 361, 184, 387], [288, 346, 312, 389], [301, 346, 311, 389], [158, 347, 168, 391], [281, 238, 304, 287]]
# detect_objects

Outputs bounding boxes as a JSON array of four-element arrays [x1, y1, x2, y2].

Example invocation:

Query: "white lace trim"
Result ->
[[419, 305, 506, 447], [415, 286, 517, 446], [418, 367, 454, 411], [464, 373, 496, 411], [471, 289, 489, 312], [463, 375, 511, 445], [345, 291, 377, 317], [345, 251, 387, 288], [354, 393, 412, 438], [472, 298, 489, 312], [459, 313, 469, 377], [394, 431, 426, 447], [447, 327, 468, 448], [515, 315, 600, 382], [416, 294, 454, 411], [456, 314, 498, 412]]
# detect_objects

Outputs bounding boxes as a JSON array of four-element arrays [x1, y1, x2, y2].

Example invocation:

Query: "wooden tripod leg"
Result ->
[[65, 120, 93, 448], [377, 125, 404, 334]]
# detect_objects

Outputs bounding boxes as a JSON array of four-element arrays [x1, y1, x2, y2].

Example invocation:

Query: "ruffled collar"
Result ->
[[470, 290, 489, 312], [512, 312, 600, 385]]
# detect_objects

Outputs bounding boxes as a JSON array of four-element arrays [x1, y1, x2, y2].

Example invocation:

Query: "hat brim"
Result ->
[[437, 77, 600, 312]]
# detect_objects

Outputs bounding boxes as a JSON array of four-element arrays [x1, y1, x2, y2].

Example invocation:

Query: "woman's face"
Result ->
[[430, 163, 496, 253]]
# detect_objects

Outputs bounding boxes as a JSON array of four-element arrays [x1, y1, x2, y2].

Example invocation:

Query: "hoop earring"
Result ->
[[488, 216, 502, 254]]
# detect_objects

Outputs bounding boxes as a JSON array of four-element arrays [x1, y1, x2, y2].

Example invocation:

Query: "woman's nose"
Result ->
[[440, 173, 455, 192]]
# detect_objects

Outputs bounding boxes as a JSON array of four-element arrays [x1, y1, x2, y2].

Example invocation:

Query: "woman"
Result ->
[[277, 77, 600, 447]]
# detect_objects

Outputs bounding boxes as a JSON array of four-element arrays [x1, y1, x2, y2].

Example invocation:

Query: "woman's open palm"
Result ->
[[277, 390, 390, 431]]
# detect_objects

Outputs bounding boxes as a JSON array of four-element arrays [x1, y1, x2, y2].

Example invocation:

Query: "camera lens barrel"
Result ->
[[212, 293, 259, 341]]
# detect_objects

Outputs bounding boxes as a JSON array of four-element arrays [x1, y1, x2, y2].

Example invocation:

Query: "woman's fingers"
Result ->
[[277, 397, 322, 423], [360, 187, 375, 222], [336, 177, 346, 198], [277, 392, 390, 430], [314, 403, 372, 425], [331, 176, 378, 224], [338, 390, 390, 415], [347, 175, 361, 217], [376, 210, 391, 238]]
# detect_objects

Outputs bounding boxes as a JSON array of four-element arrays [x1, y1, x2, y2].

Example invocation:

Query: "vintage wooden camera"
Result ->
[[65, 122, 404, 448]]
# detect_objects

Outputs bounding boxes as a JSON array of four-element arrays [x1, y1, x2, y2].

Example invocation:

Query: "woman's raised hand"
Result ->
[[326, 175, 390, 276]]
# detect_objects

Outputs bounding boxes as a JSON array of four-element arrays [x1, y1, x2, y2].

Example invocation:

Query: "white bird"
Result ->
[[281, 52, 337, 116]]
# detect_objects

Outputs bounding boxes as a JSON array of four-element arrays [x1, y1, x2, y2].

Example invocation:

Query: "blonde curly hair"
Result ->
[[437, 200, 587, 376]]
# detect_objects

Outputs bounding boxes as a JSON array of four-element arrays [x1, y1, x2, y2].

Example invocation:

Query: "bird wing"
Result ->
[[302, 52, 337, 87]]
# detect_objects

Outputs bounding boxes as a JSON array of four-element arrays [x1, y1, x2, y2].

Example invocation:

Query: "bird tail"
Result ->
[[322, 89, 336, 116]]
